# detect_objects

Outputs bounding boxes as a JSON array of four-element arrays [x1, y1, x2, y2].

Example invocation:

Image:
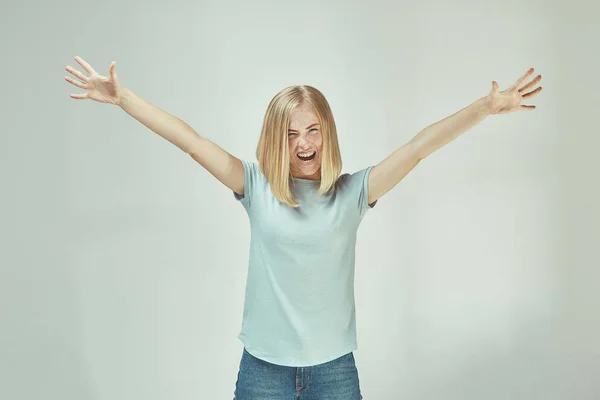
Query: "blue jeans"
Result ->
[[234, 348, 364, 399]]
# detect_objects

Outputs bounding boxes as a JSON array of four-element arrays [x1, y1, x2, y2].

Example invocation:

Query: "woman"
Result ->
[[65, 56, 542, 399]]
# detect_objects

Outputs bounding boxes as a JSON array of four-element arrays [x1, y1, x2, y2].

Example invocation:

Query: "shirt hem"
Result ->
[[238, 334, 357, 367]]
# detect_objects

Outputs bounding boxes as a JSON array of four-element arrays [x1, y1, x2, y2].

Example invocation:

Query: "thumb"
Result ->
[[109, 61, 118, 80], [492, 80, 499, 92]]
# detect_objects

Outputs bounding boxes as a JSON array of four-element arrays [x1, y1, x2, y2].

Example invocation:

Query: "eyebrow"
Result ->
[[288, 123, 320, 132]]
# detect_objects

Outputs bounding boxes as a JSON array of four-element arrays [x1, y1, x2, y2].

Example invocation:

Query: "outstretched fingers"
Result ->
[[65, 65, 88, 83], [70, 92, 88, 100], [74, 56, 96, 75], [65, 75, 86, 90], [521, 86, 543, 98], [520, 104, 536, 110], [511, 68, 535, 90], [519, 74, 542, 93], [519, 75, 543, 110]]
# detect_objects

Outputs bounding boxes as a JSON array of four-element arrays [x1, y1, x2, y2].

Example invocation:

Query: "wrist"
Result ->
[[478, 96, 491, 116], [118, 87, 132, 108]]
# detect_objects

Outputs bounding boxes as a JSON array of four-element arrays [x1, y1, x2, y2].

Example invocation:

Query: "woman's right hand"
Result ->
[[65, 56, 124, 105]]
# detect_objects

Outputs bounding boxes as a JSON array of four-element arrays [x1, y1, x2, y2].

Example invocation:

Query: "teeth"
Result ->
[[298, 151, 315, 157]]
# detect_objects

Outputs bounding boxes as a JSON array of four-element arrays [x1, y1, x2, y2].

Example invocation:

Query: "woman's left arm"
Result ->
[[367, 67, 543, 205]]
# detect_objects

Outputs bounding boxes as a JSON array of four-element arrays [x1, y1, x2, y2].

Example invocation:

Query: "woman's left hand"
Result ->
[[485, 68, 543, 115]]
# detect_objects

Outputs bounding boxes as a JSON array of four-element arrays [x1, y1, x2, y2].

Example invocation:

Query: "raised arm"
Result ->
[[367, 67, 543, 205], [65, 56, 245, 196], [117, 88, 245, 195]]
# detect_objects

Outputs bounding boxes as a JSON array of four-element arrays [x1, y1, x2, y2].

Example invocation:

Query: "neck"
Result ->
[[291, 170, 321, 180]]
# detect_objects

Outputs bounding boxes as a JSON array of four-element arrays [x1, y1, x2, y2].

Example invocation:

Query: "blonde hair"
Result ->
[[256, 85, 342, 208]]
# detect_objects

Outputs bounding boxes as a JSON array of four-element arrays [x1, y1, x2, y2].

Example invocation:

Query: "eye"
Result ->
[[288, 132, 296, 136], [309, 128, 318, 133]]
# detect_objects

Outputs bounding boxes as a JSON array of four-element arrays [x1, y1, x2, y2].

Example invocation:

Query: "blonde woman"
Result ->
[[65, 56, 542, 399]]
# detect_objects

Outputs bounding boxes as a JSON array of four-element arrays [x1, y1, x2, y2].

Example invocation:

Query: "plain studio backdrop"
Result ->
[[1, 0, 598, 399]]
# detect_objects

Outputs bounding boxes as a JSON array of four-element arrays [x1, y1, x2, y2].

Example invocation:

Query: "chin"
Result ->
[[291, 156, 322, 178]]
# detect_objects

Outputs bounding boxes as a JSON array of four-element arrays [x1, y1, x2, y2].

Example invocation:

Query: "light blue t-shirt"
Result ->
[[233, 159, 377, 367]]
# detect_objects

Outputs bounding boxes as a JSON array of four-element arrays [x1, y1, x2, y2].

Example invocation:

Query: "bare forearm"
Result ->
[[118, 87, 200, 153], [410, 96, 490, 160]]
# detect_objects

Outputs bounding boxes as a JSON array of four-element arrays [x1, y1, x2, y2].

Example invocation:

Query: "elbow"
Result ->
[[184, 135, 207, 157], [408, 140, 426, 162]]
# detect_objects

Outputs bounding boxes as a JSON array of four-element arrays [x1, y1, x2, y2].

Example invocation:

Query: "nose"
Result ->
[[297, 134, 310, 147]]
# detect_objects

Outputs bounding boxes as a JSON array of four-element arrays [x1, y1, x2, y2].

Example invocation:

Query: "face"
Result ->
[[288, 104, 323, 180]]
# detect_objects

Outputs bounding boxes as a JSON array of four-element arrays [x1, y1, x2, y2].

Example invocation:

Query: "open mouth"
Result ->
[[297, 151, 316, 162]]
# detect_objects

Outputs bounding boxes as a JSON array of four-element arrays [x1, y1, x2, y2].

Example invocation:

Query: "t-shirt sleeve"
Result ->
[[351, 165, 378, 216], [232, 159, 259, 210]]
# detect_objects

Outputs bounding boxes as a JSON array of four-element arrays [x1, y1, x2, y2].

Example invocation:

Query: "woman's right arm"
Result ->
[[118, 88, 245, 196], [65, 56, 245, 197]]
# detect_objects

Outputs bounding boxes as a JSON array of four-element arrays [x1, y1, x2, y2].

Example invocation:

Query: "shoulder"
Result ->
[[336, 166, 373, 189], [233, 159, 268, 206], [241, 159, 268, 182], [334, 166, 377, 212]]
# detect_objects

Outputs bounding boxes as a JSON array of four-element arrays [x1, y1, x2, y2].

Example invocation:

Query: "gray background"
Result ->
[[2, 0, 598, 399]]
